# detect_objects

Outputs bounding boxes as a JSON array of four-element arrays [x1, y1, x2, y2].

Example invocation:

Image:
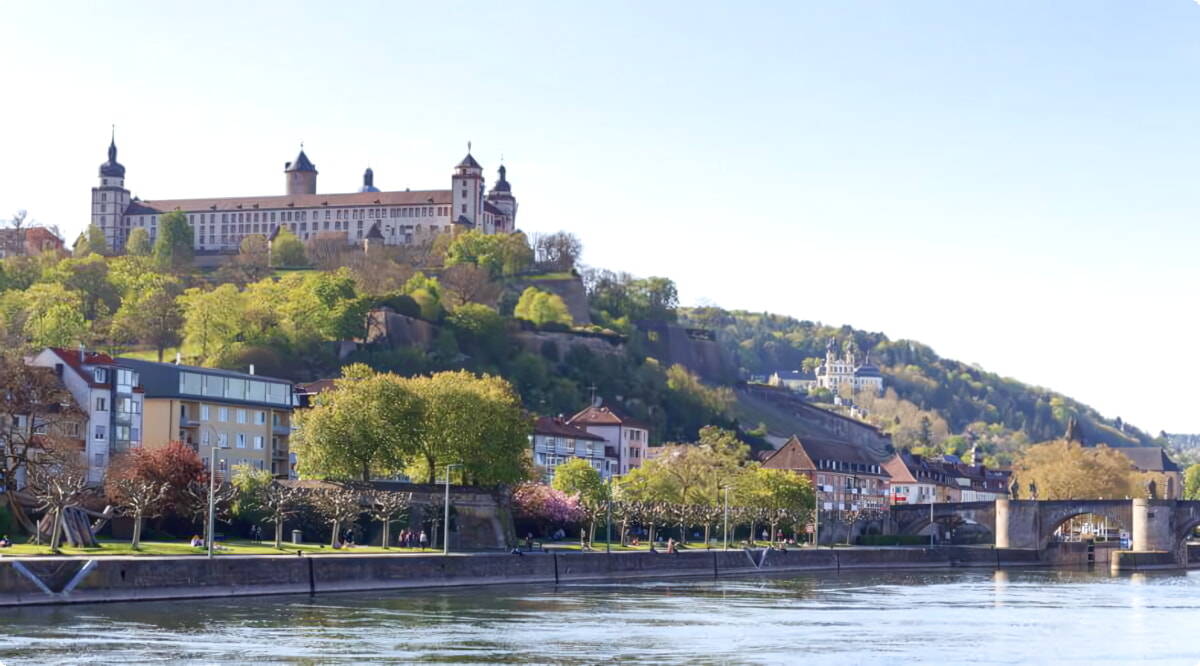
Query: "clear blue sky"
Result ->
[[3, 1, 1199, 434]]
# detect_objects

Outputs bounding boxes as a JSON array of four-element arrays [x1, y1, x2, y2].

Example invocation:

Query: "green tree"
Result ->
[[552, 457, 607, 504], [126, 228, 152, 257], [513, 287, 572, 326], [292, 365, 421, 482], [231, 465, 275, 525], [1184, 464, 1200, 501], [1015, 440, 1144, 500], [153, 211, 194, 270], [407, 371, 531, 485], [113, 277, 184, 362], [736, 467, 813, 543], [270, 227, 306, 267], [180, 284, 243, 364], [499, 232, 534, 275], [444, 230, 503, 275], [23, 283, 88, 347]]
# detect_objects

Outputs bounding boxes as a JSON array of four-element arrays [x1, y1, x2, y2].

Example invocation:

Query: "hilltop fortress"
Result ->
[[90, 133, 518, 254]]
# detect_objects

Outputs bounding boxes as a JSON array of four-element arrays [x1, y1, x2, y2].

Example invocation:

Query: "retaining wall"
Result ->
[[0, 546, 1048, 608], [1111, 550, 1178, 572]]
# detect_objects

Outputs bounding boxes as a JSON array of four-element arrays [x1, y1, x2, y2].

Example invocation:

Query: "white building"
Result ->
[[567, 405, 650, 476], [530, 416, 615, 481], [28, 347, 144, 483], [91, 134, 518, 254], [768, 370, 817, 393], [814, 341, 884, 394]]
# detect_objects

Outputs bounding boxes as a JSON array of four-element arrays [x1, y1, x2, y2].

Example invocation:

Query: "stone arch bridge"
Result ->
[[892, 499, 1200, 565]]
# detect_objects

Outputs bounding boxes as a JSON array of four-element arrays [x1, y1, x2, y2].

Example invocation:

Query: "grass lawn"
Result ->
[[118, 343, 201, 363], [520, 271, 575, 281], [0, 538, 442, 557]]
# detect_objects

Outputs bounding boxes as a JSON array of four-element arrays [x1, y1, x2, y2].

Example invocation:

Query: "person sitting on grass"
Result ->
[[190, 535, 204, 548], [0, 535, 11, 548]]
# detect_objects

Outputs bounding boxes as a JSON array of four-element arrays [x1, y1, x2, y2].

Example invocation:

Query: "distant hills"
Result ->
[[678, 308, 1161, 466]]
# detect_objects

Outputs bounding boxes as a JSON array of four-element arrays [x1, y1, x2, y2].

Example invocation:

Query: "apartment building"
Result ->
[[567, 404, 650, 476], [119, 359, 295, 478], [531, 416, 615, 481], [762, 435, 891, 511], [29, 347, 144, 483]]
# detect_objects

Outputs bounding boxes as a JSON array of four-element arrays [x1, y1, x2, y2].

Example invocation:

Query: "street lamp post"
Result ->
[[814, 486, 820, 549], [443, 463, 463, 556], [722, 485, 730, 550], [207, 445, 217, 558], [605, 474, 613, 554], [929, 488, 936, 548]]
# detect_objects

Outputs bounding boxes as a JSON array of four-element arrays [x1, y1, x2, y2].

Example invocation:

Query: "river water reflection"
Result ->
[[1, 568, 1198, 664]]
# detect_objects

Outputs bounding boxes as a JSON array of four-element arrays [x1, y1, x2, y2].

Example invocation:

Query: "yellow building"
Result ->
[[121, 359, 294, 478]]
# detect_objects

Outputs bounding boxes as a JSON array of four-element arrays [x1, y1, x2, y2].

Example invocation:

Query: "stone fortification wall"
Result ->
[[512, 329, 625, 358], [740, 384, 893, 457], [365, 308, 441, 350]]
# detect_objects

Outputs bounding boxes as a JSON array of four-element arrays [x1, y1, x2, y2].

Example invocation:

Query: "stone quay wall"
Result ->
[[0, 546, 1047, 608]]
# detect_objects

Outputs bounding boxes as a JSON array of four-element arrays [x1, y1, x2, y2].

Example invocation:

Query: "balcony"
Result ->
[[272, 425, 292, 436], [272, 448, 289, 460], [180, 418, 199, 428]]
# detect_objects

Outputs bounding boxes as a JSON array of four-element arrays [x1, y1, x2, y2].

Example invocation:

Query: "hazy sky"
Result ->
[[2, 1, 1199, 434]]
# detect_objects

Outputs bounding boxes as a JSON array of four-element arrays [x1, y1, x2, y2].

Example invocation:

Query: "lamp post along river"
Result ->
[[444, 464, 463, 556]]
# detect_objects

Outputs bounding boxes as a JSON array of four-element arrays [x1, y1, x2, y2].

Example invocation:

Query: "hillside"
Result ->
[[677, 308, 1160, 466]]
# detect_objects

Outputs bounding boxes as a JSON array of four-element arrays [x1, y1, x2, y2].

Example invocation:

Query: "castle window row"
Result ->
[[140, 205, 450, 231]]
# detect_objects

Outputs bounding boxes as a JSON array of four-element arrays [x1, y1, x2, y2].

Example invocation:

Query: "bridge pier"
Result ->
[[995, 499, 1040, 550], [1132, 499, 1175, 552]]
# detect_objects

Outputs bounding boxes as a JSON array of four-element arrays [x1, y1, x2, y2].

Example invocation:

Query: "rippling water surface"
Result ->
[[2, 569, 1199, 664]]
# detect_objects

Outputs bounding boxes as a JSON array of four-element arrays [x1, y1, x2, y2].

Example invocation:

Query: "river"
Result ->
[[1, 568, 1197, 664]]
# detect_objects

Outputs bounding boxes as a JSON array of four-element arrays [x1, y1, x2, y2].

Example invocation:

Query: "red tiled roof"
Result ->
[[126, 189, 452, 215], [882, 454, 918, 484], [762, 435, 888, 477], [568, 405, 650, 430], [45, 347, 117, 387], [533, 416, 606, 441]]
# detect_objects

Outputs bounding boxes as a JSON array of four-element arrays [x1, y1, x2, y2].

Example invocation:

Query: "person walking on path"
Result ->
[[419, 530, 429, 551]]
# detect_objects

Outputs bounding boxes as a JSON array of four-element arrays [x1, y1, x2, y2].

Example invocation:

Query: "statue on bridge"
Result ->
[[1028, 482, 1038, 501], [1009, 476, 1019, 500], [1146, 479, 1158, 500]]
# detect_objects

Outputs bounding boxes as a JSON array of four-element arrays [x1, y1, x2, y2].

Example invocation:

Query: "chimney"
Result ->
[[175, 352, 182, 365], [78, 342, 86, 363], [249, 364, 255, 376]]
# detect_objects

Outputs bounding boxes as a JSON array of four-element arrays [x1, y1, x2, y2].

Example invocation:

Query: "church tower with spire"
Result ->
[[451, 144, 484, 228], [486, 162, 518, 224], [91, 127, 131, 252]]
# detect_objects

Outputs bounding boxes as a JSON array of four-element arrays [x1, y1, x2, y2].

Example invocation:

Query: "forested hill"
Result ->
[[678, 308, 1160, 464]]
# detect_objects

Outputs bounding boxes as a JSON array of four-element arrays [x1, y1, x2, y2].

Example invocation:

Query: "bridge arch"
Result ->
[[1038, 506, 1128, 547]]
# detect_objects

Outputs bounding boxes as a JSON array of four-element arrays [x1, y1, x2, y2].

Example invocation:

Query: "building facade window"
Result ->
[[218, 407, 229, 422], [236, 433, 247, 449]]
